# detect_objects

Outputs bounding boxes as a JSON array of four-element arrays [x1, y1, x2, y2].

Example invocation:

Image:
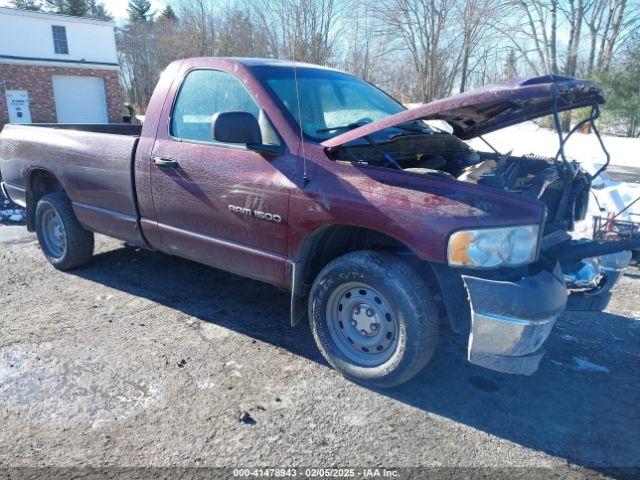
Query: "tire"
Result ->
[[309, 250, 439, 388], [35, 192, 94, 270]]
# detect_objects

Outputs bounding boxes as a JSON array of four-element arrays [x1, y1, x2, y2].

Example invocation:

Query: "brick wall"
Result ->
[[0, 63, 122, 127]]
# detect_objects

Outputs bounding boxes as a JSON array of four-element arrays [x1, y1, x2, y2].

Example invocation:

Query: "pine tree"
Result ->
[[595, 41, 640, 137], [44, 0, 88, 17], [86, 0, 112, 20], [158, 5, 177, 22], [128, 0, 153, 23], [42, 0, 110, 20], [8, 0, 42, 10]]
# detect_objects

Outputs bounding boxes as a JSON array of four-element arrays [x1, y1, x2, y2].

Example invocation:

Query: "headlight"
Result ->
[[447, 225, 539, 268]]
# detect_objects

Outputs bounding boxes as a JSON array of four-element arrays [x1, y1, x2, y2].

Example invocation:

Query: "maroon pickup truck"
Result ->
[[1, 57, 636, 387]]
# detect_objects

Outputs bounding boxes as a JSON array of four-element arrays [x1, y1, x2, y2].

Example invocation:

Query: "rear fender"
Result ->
[[25, 169, 64, 231]]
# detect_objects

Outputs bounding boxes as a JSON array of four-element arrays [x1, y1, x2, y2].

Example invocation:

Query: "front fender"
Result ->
[[289, 159, 545, 264]]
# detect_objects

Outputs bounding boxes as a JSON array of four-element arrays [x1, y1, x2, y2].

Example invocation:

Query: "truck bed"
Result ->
[[25, 123, 142, 136], [0, 123, 142, 243]]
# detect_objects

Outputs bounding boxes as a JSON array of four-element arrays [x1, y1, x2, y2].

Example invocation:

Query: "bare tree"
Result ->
[[340, 0, 377, 80], [251, 0, 344, 65], [370, 0, 458, 102], [563, 0, 584, 77], [457, 0, 508, 92], [174, 0, 217, 56], [216, 7, 270, 57], [118, 22, 162, 110], [507, 0, 559, 75], [589, 0, 639, 72], [114, 0, 640, 133]]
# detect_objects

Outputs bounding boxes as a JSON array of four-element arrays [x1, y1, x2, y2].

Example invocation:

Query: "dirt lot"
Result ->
[[1, 224, 639, 477]]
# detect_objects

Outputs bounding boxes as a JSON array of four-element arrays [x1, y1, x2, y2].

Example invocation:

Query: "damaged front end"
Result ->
[[324, 74, 637, 375], [433, 240, 635, 376], [462, 264, 566, 375], [560, 243, 633, 311]]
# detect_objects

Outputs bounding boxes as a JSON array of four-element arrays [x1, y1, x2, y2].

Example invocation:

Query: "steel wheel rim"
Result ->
[[41, 208, 66, 259], [326, 281, 399, 366]]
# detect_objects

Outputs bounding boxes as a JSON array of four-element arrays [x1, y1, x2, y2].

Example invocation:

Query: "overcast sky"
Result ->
[[0, 0, 167, 22]]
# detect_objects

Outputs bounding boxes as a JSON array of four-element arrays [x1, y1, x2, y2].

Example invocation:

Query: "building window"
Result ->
[[52, 26, 69, 54]]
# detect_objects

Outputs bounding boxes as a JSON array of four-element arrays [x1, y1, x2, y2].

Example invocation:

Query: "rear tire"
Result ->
[[35, 192, 94, 270], [309, 250, 439, 388]]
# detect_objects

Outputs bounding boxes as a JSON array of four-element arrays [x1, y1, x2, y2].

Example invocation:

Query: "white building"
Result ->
[[0, 6, 122, 126]]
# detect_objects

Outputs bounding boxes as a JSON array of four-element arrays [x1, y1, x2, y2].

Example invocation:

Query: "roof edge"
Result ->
[[0, 6, 115, 26]]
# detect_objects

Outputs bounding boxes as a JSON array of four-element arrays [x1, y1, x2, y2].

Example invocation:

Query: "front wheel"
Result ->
[[35, 192, 94, 270], [309, 250, 439, 388]]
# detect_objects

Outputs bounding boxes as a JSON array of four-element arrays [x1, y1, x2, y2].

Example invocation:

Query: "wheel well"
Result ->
[[26, 169, 64, 231], [297, 225, 410, 289], [291, 224, 448, 327]]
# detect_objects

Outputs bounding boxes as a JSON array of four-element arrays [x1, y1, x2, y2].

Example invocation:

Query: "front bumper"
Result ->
[[565, 250, 632, 311], [462, 263, 567, 375], [0, 181, 26, 208], [0, 181, 10, 201]]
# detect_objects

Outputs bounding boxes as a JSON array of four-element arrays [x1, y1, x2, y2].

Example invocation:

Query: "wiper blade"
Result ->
[[316, 121, 369, 134]]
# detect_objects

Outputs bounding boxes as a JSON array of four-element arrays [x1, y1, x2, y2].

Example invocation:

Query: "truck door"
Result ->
[[149, 68, 294, 286]]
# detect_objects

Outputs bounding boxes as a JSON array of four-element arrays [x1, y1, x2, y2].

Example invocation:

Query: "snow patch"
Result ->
[[1, 198, 26, 223], [0, 343, 162, 428], [467, 121, 640, 240], [466, 121, 640, 168]]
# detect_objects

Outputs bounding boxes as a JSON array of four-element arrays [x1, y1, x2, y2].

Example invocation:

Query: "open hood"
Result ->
[[321, 75, 605, 149]]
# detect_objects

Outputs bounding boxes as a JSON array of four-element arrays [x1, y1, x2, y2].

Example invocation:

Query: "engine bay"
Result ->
[[330, 133, 592, 234]]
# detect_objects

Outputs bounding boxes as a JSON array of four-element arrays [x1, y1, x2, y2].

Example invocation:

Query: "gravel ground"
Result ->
[[0, 226, 639, 477]]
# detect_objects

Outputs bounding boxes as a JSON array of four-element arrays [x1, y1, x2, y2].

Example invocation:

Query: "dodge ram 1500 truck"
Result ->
[[1, 57, 637, 387]]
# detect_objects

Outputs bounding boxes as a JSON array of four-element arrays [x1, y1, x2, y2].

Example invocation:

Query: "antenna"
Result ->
[[292, 54, 310, 187]]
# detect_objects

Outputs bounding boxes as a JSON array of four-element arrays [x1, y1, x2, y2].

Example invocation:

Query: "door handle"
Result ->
[[153, 157, 179, 168]]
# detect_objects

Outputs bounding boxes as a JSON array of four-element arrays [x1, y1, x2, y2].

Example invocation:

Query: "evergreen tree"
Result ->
[[595, 40, 640, 137], [86, 0, 112, 20], [43, 0, 111, 20], [8, 0, 42, 10], [158, 5, 177, 22], [44, 0, 88, 17], [128, 0, 153, 23]]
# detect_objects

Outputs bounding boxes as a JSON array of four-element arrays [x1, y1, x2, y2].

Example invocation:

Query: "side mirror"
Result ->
[[211, 111, 262, 145]]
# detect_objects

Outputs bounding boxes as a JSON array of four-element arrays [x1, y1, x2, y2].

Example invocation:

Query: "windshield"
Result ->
[[257, 67, 406, 141]]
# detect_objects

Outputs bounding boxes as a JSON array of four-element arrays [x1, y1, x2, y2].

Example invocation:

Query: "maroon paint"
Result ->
[[3, 58, 591, 290], [0, 125, 143, 244]]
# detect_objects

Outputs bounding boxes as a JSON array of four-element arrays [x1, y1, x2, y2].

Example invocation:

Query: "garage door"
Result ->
[[52, 75, 109, 123]]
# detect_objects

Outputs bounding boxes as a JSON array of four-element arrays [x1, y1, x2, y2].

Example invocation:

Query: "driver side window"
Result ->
[[171, 69, 261, 144]]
